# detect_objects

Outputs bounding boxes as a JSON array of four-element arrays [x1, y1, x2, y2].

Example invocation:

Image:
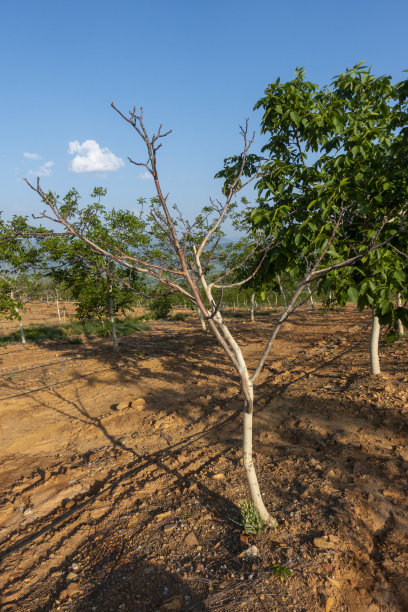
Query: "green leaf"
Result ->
[[347, 287, 359, 303]]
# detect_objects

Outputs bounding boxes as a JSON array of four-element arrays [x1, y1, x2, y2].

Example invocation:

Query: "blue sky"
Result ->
[[1, 0, 407, 225]]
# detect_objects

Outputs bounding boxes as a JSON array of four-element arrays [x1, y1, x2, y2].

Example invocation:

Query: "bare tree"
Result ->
[[25, 106, 407, 525]]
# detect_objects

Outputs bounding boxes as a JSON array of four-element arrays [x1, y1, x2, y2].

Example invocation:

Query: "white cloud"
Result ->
[[68, 139, 124, 173], [138, 170, 153, 180], [29, 161, 54, 177], [24, 152, 41, 160]]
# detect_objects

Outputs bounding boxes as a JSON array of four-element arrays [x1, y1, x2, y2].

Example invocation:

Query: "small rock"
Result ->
[[240, 534, 250, 548], [71, 563, 79, 571], [66, 582, 81, 597], [183, 531, 199, 547], [114, 401, 131, 411], [89, 507, 107, 520], [156, 510, 172, 520], [325, 596, 334, 612], [244, 545, 259, 558], [131, 398, 146, 410], [313, 535, 340, 549], [160, 595, 183, 610], [66, 572, 77, 581], [212, 473, 225, 481]]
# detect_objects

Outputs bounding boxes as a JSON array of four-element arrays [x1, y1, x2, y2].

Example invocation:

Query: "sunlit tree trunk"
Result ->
[[307, 285, 315, 310], [197, 307, 207, 331], [250, 291, 255, 322], [56, 297, 61, 322], [370, 310, 381, 375], [397, 295, 405, 338], [277, 274, 287, 307]]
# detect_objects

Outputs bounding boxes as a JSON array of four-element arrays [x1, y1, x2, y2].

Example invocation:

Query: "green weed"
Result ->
[[234, 500, 268, 535], [271, 563, 293, 581]]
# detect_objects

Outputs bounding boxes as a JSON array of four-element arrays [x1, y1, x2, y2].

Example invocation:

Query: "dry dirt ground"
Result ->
[[0, 304, 407, 611]]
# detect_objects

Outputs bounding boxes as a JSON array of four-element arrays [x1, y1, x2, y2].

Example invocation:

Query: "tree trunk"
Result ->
[[242, 387, 277, 527], [209, 306, 276, 526], [307, 285, 315, 310], [397, 295, 405, 338], [250, 291, 255, 323], [277, 275, 287, 307], [370, 311, 381, 375], [56, 298, 61, 322], [15, 308, 26, 344], [109, 293, 119, 352], [197, 307, 207, 331]]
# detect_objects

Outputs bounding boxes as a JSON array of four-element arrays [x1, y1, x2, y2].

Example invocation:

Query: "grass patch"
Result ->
[[0, 316, 147, 346], [223, 310, 246, 318], [171, 312, 189, 321]]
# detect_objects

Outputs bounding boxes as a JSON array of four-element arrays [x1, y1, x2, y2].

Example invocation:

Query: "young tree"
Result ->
[[0, 215, 44, 343], [42, 188, 147, 351], [25, 65, 408, 522]]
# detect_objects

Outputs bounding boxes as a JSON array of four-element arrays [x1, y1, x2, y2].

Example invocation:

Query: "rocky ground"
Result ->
[[0, 304, 407, 611]]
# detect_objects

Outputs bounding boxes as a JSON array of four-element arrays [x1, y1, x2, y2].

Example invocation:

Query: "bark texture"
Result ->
[[370, 311, 381, 375]]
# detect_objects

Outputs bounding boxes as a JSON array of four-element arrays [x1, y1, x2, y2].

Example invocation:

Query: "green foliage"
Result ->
[[172, 312, 189, 321], [218, 64, 408, 336], [0, 213, 46, 319], [0, 316, 146, 346], [41, 188, 147, 335], [148, 294, 173, 319], [234, 500, 269, 535], [271, 563, 293, 581]]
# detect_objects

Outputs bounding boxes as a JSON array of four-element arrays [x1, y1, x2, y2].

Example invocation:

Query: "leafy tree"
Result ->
[[25, 69, 408, 523], [0, 214, 45, 343], [42, 188, 147, 351], [218, 64, 408, 374]]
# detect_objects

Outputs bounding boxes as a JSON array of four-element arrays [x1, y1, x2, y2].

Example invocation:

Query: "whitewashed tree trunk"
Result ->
[[109, 293, 118, 352], [63, 306, 66, 322], [14, 308, 26, 344], [250, 291, 255, 322], [307, 285, 315, 310], [277, 274, 287, 307], [242, 392, 274, 524], [197, 307, 207, 331], [370, 311, 381, 375], [397, 295, 405, 338], [56, 298, 61, 322]]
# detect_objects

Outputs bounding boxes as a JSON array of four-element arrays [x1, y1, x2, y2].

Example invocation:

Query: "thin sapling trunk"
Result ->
[[307, 285, 315, 310], [370, 311, 381, 375], [250, 291, 255, 322], [397, 295, 405, 338]]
